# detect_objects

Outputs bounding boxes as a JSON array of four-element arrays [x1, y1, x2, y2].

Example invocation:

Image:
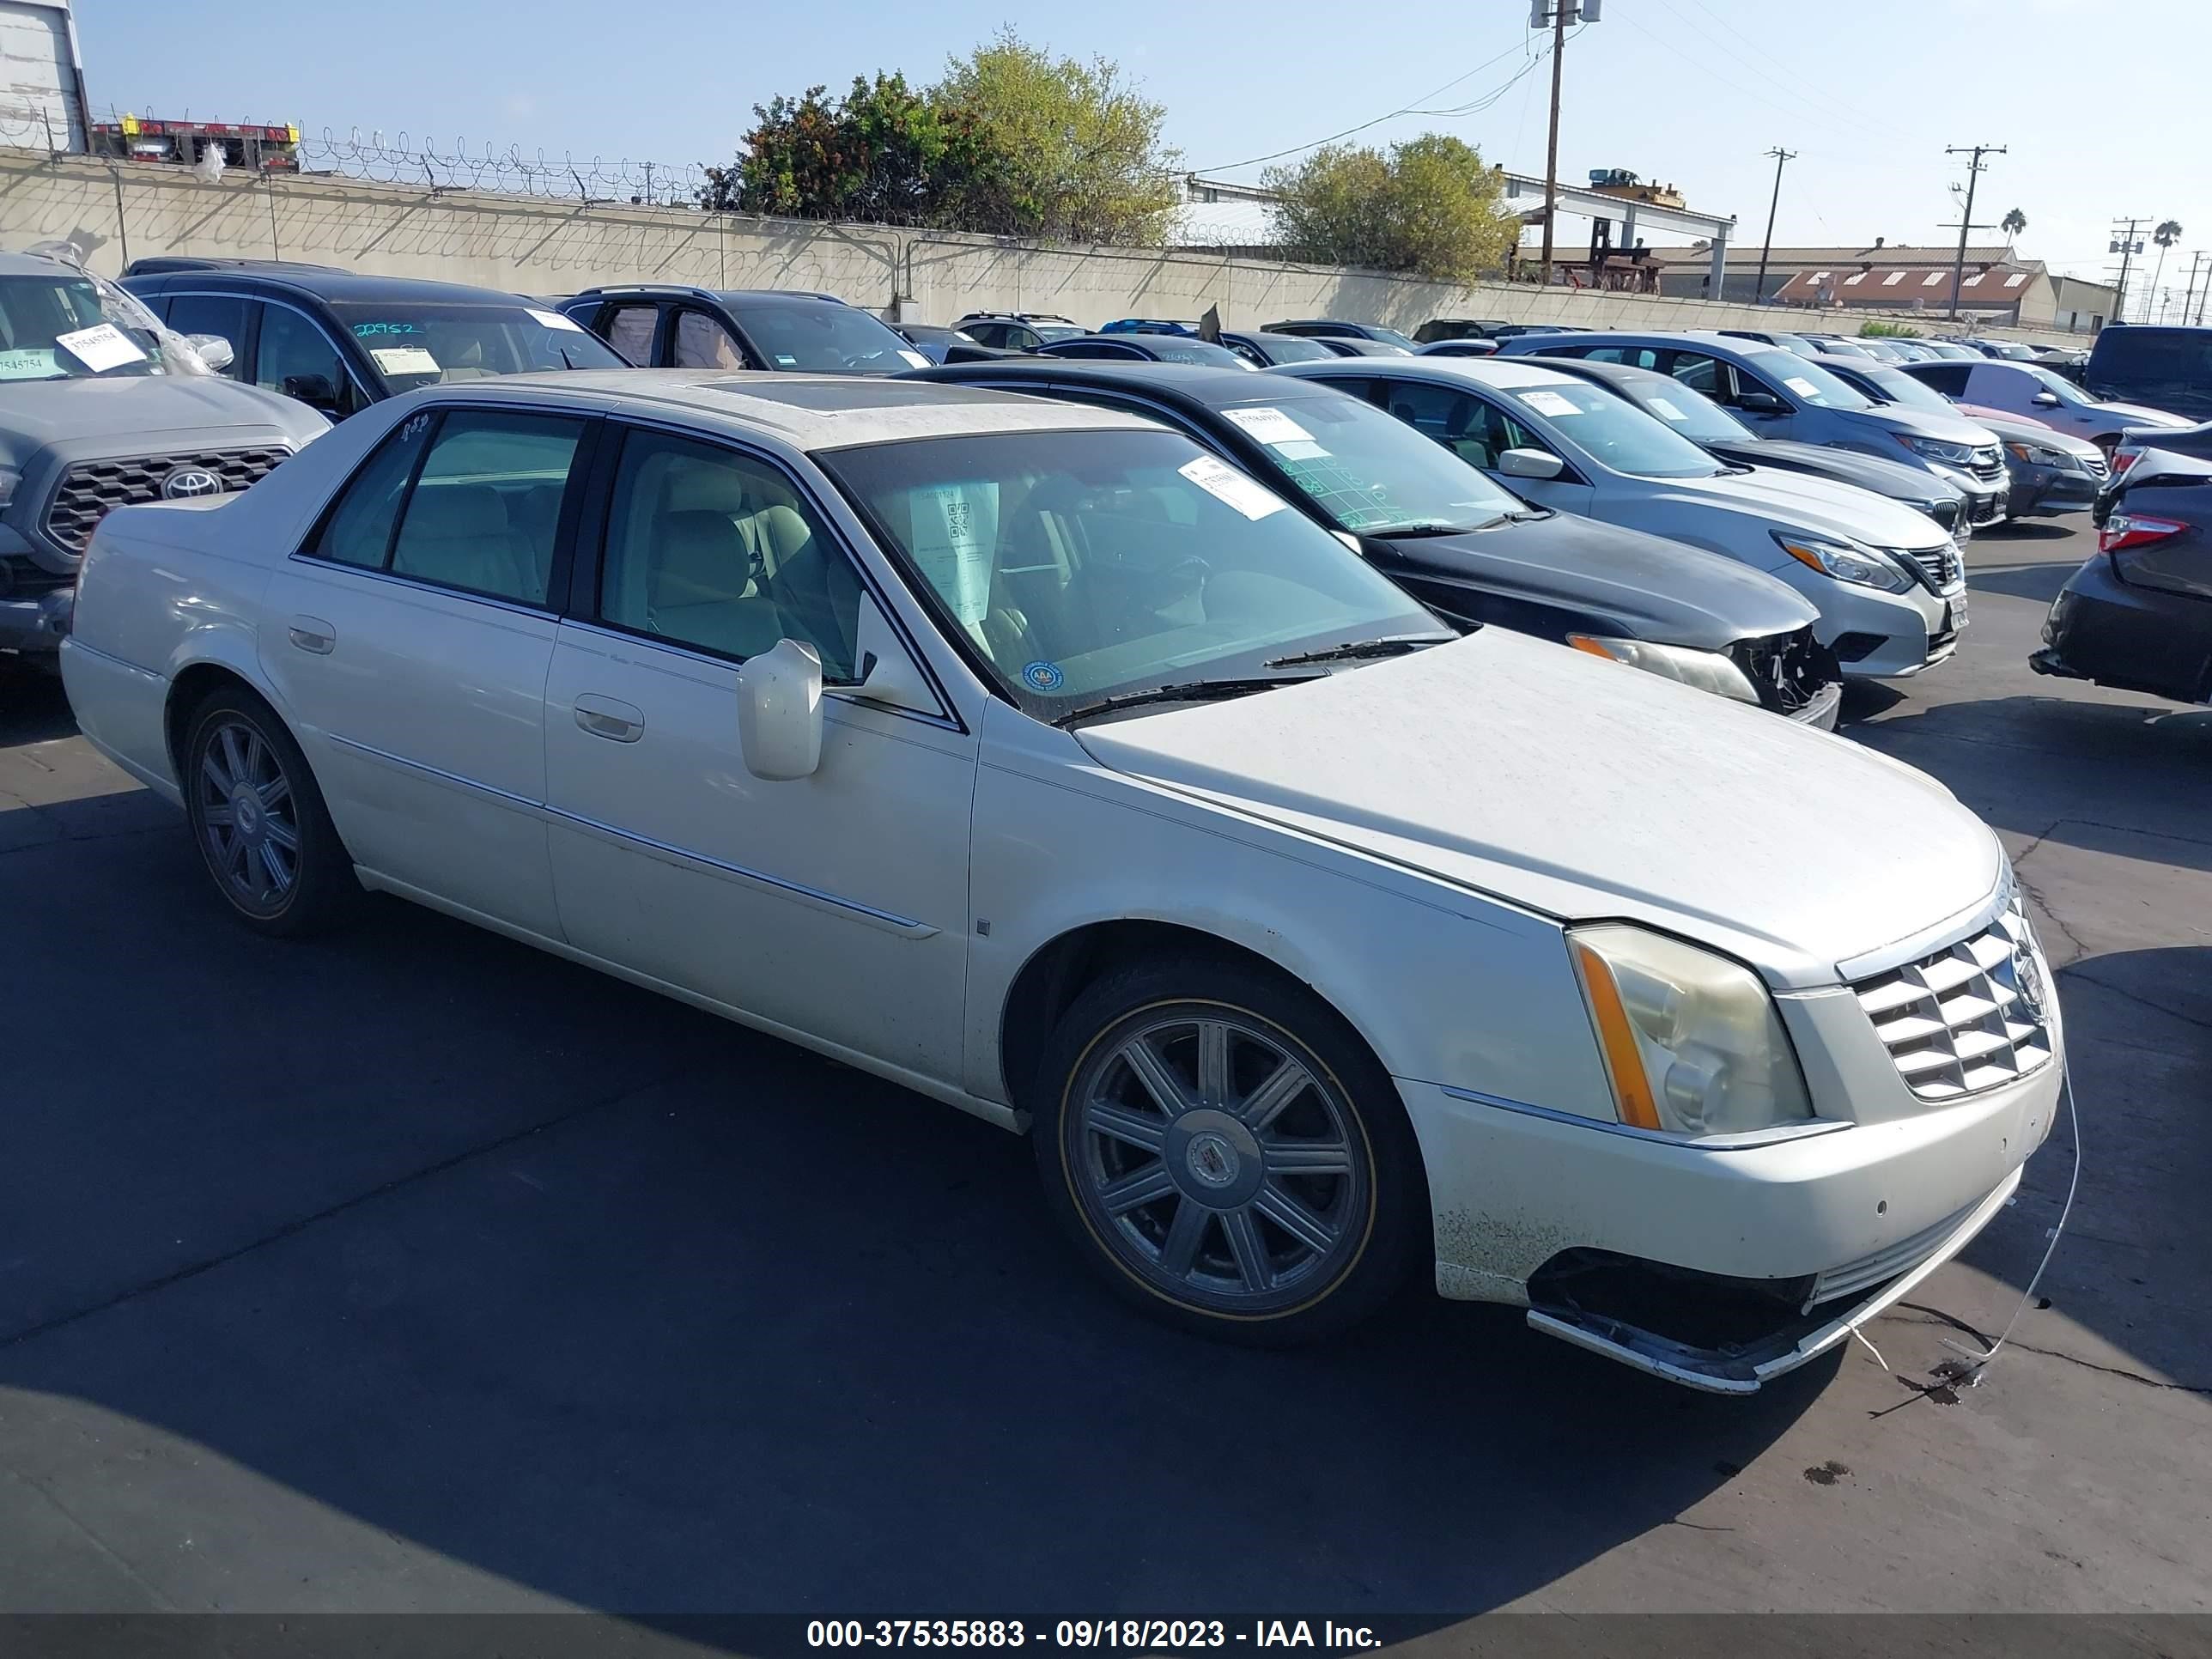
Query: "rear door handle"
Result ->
[[574, 694, 645, 742], [287, 615, 335, 654]]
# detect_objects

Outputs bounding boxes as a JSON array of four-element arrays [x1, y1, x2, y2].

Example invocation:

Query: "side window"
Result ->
[[603, 304, 659, 366], [256, 304, 356, 414], [165, 295, 250, 377], [1666, 351, 1726, 398], [598, 430, 861, 678], [674, 309, 746, 369], [966, 323, 1005, 348], [308, 416, 434, 568], [1008, 327, 1040, 351], [386, 412, 587, 605], [1374, 381, 1515, 468], [1916, 363, 1972, 397]]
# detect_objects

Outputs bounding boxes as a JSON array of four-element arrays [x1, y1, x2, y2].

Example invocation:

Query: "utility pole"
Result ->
[[2184, 251, 2209, 328], [1754, 147, 1796, 305], [1944, 144, 2005, 321], [1528, 1, 1601, 286], [2110, 216, 2147, 325]]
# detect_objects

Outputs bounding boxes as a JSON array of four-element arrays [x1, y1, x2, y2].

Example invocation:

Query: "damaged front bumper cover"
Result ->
[[1524, 1165, 2023, 1395]]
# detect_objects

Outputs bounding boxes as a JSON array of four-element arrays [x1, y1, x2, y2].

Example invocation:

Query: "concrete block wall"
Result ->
[[0, 149, 2082, 349]]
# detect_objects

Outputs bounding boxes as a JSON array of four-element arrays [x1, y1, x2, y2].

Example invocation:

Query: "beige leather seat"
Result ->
[[391, 483, 536, 600]]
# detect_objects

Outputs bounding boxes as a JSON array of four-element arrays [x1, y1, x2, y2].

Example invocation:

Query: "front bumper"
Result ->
[[0, 585, 71, 657], [1796, 575, 1960, 678], [2032, 556, 2211, 705], [2008, 463, 2102, 518], [1929, 466, 2008, 529]]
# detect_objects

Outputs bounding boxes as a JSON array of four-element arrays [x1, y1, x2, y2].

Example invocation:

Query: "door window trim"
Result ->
[[289, 402, 606, 617], [567, 416, 966, 732]]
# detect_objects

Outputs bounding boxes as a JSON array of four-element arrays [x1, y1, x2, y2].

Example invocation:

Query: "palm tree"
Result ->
[[2148, 219, 2185, 319], [2000, 207, 2027, 246]]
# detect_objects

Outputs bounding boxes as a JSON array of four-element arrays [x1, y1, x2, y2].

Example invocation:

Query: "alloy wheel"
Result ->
[[1070, 1010, 1370, 1314], [194, 714, 301, 911]]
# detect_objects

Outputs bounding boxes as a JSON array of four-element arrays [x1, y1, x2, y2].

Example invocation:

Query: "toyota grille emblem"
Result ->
[[161, 466, 222, 501]]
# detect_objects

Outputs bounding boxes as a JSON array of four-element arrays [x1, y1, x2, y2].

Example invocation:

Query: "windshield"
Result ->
[[1033, 324, 1085, 343], [820, 428, 1438, 714], [1253, 335, 1335, 363], [1850, 366, 1951, 414], [330, 302, 624, 392], [1363, 326, 1420, 350], [1225, 395, 1526, 532], [1149, 338, 1248, 368], [726, 301, 918, 373], [1751, 350, 1872, 410], [1504, 378, 1722, 478], [0, 270, 191, 381], [1620, 378, 1751, 443]]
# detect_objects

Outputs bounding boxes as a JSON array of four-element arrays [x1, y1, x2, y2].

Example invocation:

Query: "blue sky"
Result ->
[[77, 0, 2211, 300]]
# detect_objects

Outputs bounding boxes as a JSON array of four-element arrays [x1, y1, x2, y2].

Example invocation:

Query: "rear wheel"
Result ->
[[182, 687, 358, 937], [1030, 954, 1424, 1345]]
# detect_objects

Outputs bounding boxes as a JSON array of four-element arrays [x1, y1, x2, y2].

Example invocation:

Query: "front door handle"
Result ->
[[287, 615, 336, 654], [574, 694, 646, 742]]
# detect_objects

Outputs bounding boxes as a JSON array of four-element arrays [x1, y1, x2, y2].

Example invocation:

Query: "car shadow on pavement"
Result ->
[[1965, 560, 2075, 606], [0, 835, 1817, 1620]]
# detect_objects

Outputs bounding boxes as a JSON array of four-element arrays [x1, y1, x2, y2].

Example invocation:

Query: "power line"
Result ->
[[1189, 33, 1548, 175], [1942, 143, 2005, 321]]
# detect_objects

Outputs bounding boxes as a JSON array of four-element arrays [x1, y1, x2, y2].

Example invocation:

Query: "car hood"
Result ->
[[2091, 400, 2191, 429], [1376, 510, 1816, 647], [1638, 465, 1954, 550], [1702, 437, 1956, 504], [1851, 404, 1998, 447], [0, 376, 320, 457], [1965, 410, 2101, 455], [1075, 628, 2002, 985]]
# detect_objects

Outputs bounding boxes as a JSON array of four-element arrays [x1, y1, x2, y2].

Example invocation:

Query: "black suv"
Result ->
[[953, 312, 1085, 351], [2084, 325, 2212, 422], [561, 286, 922, 374], [120, 261, 625, 419]]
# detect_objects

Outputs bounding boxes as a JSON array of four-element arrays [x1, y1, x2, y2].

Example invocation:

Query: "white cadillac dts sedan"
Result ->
[[61, 370, 2064, 1390]]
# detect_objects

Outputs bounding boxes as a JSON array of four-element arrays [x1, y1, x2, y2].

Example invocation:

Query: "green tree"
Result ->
[[1263, 135, 1517, 283], [701, 73, 986, 222], [933, 30, 1181, 244], [2000, 207, 2027, 245]]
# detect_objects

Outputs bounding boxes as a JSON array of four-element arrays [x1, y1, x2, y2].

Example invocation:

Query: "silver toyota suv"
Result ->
[[0, 250, 329, 665]]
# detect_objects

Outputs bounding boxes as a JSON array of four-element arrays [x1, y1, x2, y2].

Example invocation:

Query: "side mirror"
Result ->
[[2032, 390, 2062, 407], [1497, 447, 1565, 480], [737, 638, 825, 780], [185, 332, 234, 373], [1737, 391, 1788, 414], [840, 592, 941, 717], [282, 373, 344, 416]]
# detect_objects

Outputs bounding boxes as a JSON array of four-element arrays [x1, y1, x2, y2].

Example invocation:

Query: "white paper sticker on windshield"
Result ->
[[526, 307, 585, 332], [55, 323, 146, 373], [1223, 405, 1314, 446], [1646, 395, 1688, 422], [1520, 389, 1583, 417], [898, 349, 930, 368], [1179, 455, 1288, 520], [369, 345, 441, 376], [1784, 377, 1819, 398], [909, 483, 999, 627], [1274, 439, 1330, 460]]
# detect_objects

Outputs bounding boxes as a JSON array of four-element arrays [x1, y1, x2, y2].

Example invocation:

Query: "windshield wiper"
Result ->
[[1052, 675, 1321, 726], [1263, 633, 1454, 668]]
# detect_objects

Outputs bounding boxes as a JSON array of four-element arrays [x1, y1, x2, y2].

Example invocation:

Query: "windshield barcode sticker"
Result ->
[[369, 346, 441, 376], [526, 307, 585, 332], [1222, 406, 1313, 446], [1520, 389, 1582, 417], [1179, 455, 1288, 520], [910, 483, 998, 627], [55, 323, 146, 373]]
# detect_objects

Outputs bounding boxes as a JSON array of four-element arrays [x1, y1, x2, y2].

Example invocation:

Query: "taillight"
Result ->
[[2099, 513, 2188, 554], [2110, 450, 2142, 479]]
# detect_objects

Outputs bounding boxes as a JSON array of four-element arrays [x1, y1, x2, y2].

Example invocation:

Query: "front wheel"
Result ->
[[1030, 955, 1425, 1345], [182, 687, 359, 937]]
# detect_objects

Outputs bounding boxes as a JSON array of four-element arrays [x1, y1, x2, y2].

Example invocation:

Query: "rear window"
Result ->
[[2088, 328, 2212, 415]]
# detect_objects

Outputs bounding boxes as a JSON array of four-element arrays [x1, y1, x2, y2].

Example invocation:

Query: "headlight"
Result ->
[[1565, 635, 1759, 704], [2004, 439, 2075, 471], [1569, 924, 1816, 1137], [1897, 434, 1977, 465], [1771, 529, 1911, 592], [0, 466, 16, 507]]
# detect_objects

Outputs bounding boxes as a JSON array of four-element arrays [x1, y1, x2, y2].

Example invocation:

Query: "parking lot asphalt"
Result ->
[[1, 517, 2208, 1624]]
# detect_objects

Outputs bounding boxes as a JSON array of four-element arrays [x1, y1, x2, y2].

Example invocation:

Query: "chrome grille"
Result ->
[[42, 447, 291, 553], [1969, 444, 2006, 485], [1852, 898, 2054, 1101], [1891, 542, 1964, 592], [2081, 453, 2110, 483], [1802, 1198, 1978, 1310]]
